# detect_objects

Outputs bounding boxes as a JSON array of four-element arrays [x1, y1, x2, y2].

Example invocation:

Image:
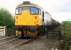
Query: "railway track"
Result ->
[[0, 35, 60, 50], [6, 39, 32, 50], [0, 35, 16, 44], [0, 35, 16, 41], [0, 36, 38, 50]]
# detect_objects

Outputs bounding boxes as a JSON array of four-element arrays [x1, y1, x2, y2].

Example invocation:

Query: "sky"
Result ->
[[0, 0, 71, 23]]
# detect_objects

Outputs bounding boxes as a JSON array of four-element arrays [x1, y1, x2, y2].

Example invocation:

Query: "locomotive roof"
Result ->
[[16, 1, 42, 9]]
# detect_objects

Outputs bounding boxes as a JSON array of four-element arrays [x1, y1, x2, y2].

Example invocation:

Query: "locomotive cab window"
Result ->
[[16, 7, 22, 14], [23, 6, 29, 11], [30, 7, 40, 15]]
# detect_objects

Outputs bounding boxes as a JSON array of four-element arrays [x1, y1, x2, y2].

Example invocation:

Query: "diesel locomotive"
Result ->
[[15, 1, 54, 38]]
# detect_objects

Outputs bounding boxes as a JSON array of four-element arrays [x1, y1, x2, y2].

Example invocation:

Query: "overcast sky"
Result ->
[[0, 0, 71, 22]]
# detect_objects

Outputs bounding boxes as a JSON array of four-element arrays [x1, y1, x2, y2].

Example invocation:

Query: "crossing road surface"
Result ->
[[0, 36, 61, 50]]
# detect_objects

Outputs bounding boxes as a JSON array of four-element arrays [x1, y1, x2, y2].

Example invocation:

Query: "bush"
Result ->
[[0, 8, 15, 36]]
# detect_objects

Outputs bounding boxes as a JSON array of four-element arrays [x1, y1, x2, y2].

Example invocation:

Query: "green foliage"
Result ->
[[63, 21, 71, 40], [0, 8, 14, 35]]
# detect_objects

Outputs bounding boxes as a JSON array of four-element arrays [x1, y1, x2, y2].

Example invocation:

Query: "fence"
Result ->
[[0, 26, 6, 36]]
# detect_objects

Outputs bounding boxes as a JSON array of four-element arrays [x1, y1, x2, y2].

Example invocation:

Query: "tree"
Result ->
[[0, 8, 14, 36]]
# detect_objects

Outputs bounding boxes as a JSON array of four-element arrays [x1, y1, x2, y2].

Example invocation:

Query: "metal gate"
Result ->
[[0, 26, 6, 36]]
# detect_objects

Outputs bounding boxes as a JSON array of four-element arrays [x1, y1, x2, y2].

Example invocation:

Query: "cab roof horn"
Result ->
[[23, 1, 31, 4]]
